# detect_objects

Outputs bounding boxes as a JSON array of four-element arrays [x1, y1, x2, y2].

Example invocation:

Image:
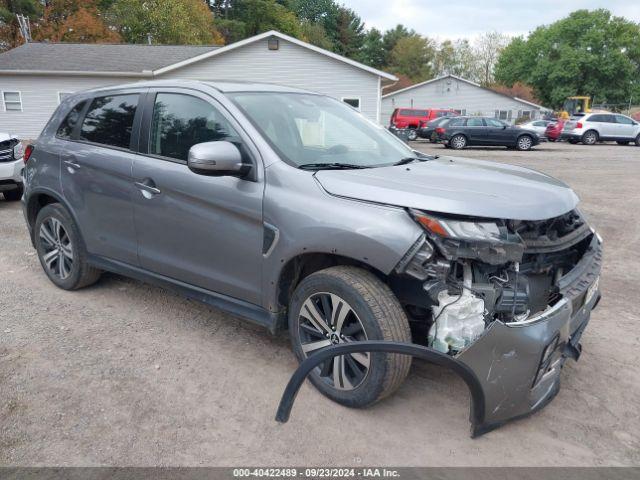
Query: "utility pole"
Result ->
[[16, 14, 32, 43]]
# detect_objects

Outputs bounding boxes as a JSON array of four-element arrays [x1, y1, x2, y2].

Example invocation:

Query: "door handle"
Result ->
[[135, 180, 161, 197], [63, 159, 81, 170]]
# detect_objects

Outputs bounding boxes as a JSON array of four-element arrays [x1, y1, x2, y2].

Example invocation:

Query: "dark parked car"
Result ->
[[417, 116, 457, 141], [435, 116, 540, 150], [21, 80, 601, 436]]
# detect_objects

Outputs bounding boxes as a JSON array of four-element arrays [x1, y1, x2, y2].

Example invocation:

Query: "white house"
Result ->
[[0, 30, 397, 139], [382, 74, 549, 125]]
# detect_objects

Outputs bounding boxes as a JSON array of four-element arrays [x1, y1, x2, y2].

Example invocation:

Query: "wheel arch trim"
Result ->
[[275, 340, 487, 437]]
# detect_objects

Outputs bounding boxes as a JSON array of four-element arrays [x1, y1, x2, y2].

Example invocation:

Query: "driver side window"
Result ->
[[150, 93, 240, 162]]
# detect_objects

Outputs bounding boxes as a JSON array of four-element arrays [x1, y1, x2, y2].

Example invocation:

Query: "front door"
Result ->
[[613, 114, 637, 139], [132, 89, 264, 305], [59, 91, 142, 265], [484, 118, 513, 144]]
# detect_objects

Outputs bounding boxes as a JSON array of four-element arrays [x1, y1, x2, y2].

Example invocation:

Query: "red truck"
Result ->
[[390, 108, 459, 140]]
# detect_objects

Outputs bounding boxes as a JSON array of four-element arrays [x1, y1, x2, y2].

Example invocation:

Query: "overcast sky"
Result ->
[[342, 0, 640, 40]]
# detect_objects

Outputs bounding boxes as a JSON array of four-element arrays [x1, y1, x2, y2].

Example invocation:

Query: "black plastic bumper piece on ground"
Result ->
[[275, 341, 489, 438]]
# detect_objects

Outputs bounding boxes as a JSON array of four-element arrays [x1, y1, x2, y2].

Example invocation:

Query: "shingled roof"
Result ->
[[0, 42, 220, 73]]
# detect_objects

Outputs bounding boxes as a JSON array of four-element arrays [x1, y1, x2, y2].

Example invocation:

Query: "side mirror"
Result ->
[[502, 125, 508, 129], [187, 141, 245, 176]]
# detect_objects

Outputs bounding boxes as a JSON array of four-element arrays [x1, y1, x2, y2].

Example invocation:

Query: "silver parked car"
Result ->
[[0, 132, 25, 201], [517, 119, 552, 138], [561, 112, 640, 145], [22, 80, 602, 436]]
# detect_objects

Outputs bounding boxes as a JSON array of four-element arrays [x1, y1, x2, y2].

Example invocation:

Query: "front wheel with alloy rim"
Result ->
[[582, 130, 598, 145], [635, 135, 640, 146], [450, 134, 467, 149], [516, 135, 533, 151], [34, 203, 101, 290], [288, 266, 412, 408]]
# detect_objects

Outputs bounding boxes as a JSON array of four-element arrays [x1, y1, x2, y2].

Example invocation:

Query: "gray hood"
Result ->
[[314, 156, 579, 221]]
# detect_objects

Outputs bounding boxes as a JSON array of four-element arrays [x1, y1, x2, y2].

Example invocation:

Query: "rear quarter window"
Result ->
[[56, 101, 87, 139], [79, 94, 139, 149]]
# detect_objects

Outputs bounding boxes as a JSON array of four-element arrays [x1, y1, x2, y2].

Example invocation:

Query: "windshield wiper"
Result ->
[[298, 162, 371, 170], [393, 155, 437, 166]]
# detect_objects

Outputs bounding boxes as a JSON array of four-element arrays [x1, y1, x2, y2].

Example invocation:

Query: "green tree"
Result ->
[[110, 0, 221, 44], [331, 6, 364, 58], [381, 24, 415, 66], [358, 27, 385, 68], [389, 34, 435, 82], [474, 31, 509, 85], [299, 21, 333, 50], [495, 9, 640, 107]]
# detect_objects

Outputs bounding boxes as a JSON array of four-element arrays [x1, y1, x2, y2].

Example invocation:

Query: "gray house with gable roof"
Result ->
[[0, 30, 396, 138]]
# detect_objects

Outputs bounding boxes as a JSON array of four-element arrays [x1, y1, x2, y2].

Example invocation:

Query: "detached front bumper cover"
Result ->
[[277, 236, 602, 437]]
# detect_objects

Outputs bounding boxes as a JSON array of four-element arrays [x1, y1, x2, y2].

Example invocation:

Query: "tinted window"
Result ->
[[485, 118, 506, 127], [56, 101, 86, 139], [399, 109, 428, 117], [615, 115, 633, 125], [150, 93, 239, 162], [467, 118, 485, 127], [79, 94, 139, 149], [446, 118, 465, 127], [588, 114, 605, 122]]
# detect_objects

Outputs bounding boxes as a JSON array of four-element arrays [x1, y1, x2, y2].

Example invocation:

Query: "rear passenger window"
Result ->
[[79, 94, 139, 149], [149, 93, 239, 162], [56, 101, 86, 139]]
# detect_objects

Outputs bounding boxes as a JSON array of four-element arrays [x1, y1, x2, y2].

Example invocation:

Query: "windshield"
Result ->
[[229, 92, 415, 168]]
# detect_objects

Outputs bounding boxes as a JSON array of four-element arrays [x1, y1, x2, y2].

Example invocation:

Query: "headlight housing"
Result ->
[[409, 209, 525, 264]]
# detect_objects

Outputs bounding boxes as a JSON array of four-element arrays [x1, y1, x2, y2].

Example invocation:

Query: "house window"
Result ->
[[3, 91, 22, 111], [496, 110, 508, 120], [58, 92, 73, 104], [341, 97, 361, 111], [521, 110, 531, 119]]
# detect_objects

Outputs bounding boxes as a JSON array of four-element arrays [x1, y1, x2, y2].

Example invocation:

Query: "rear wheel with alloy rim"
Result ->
[[516, 135, 533, 151], [582, 130, 598, 145], [406, 128, 418, 141], [634, 135, 640, 146], [288, 266, 412, 408], [34, 203, 101, 290], [450, 134, 467, 149]]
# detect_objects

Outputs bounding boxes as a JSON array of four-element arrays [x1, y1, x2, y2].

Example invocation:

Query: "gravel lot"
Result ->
[[1, 141, 639, 466]]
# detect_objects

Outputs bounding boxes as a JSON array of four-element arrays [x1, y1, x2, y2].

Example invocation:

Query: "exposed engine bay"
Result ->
[[393, 208, 596, 355]]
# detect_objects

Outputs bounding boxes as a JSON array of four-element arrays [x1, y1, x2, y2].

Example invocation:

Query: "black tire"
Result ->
[[406, 128, 418, 141], [288, 266, 412, 408], [34, 203, 101, 290], [3, 185, 23, 201], [582, 130, 598, 145], [548, 138, 556, 142], [617, 141, 629, 145], [636, 135, 640, 147], [450, 134, 467, 149], [516, 134, 534, 151], [568, 139, 579, 144]]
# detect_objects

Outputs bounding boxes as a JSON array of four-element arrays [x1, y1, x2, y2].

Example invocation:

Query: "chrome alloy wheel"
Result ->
[[39, 217, 74, 279], [298, 292, 370, 390], [451, 135, 466, 149], [583, 131, 597, 145], [517, 136, 532, 150]]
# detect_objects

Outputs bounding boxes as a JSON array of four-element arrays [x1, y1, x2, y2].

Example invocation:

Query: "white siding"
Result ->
[[381, 77, 541, 125], [0, 37, 382, 139], [0, 75, 140, 139], [159, 38, 380, 122]]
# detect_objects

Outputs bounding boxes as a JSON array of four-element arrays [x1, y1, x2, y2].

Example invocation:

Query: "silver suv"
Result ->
[[22, 80, 602, 436], [562, 112, 640, 145], [0, 132, 25, 201]]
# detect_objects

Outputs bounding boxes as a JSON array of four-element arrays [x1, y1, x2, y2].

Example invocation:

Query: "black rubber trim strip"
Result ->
[[275, 340, 487, 437]]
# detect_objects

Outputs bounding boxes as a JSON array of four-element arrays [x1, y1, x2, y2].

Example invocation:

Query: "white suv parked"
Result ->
[[0, 133, 24, 201], [561, 112, 640, 146]]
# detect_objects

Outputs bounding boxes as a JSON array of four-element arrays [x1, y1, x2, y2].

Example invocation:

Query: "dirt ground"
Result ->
[[1, 141, 639, 466]]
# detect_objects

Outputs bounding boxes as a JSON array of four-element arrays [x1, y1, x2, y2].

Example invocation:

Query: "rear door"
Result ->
[[596, 114, 618, 139], [464, 117, 487, 144], [131, 88, 264, 305], [59, 89, 143, 265]]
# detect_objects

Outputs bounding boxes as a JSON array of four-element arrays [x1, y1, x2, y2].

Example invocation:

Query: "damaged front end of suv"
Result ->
[[277, 206, 602, 437], [390, 207, 602, 435]]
